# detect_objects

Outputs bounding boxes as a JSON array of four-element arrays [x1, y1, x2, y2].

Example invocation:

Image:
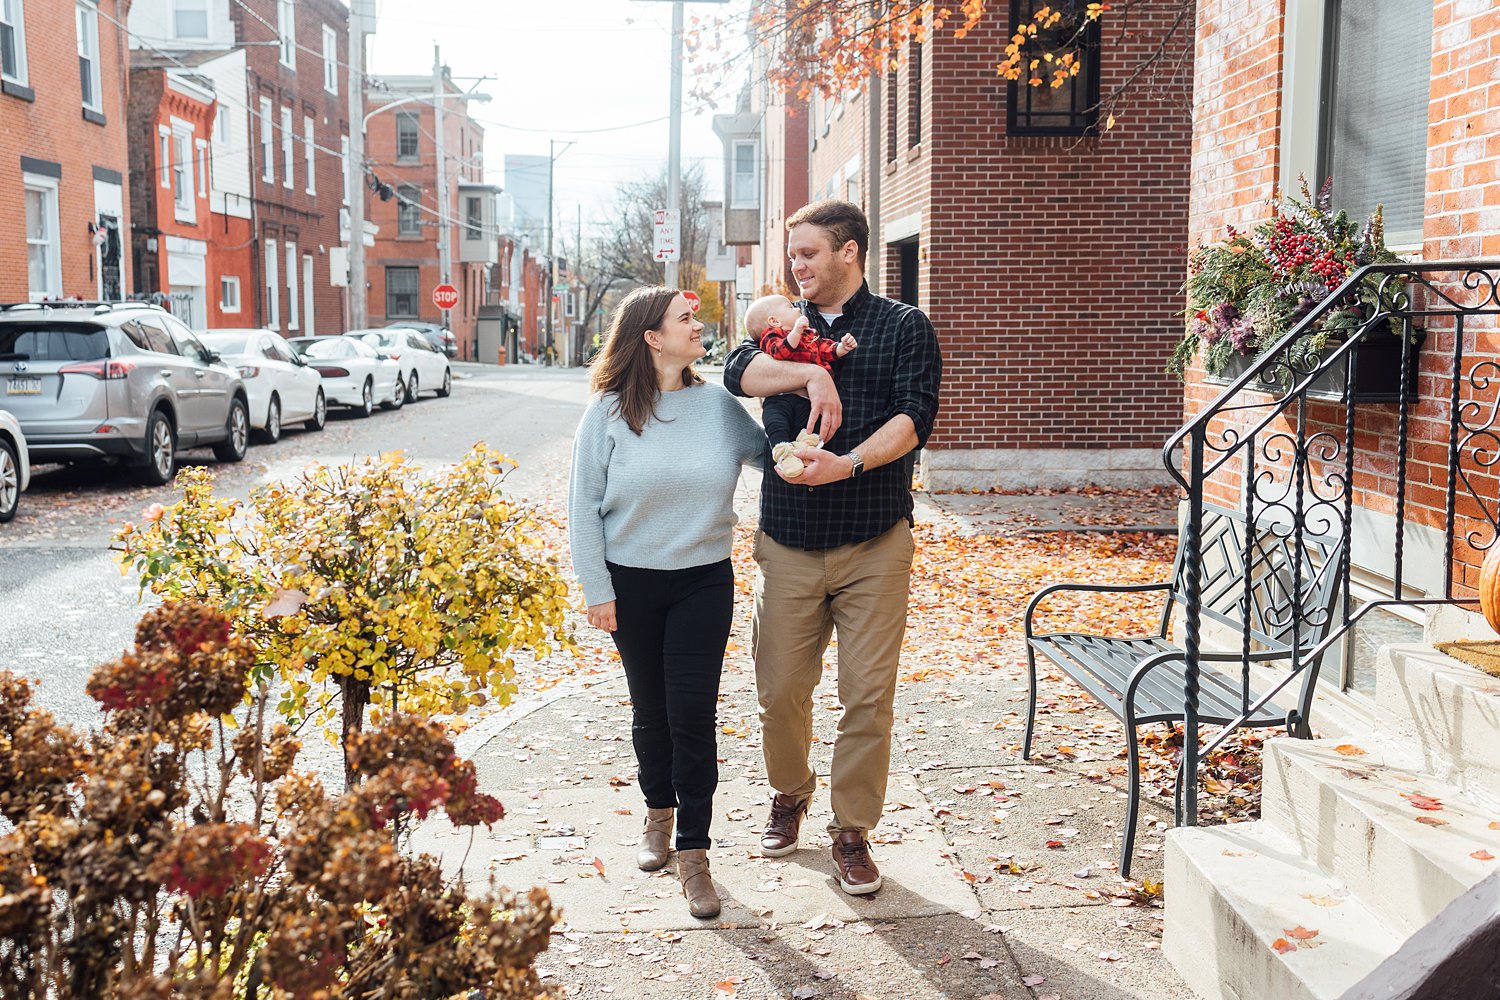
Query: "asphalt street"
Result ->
[[0, 362, 593, 731]]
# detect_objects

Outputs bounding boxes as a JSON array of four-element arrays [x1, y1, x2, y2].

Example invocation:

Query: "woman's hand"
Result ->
[[586, 600, 618, 632]]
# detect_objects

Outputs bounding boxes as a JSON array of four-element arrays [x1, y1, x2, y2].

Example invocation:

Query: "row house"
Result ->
[[363, 68, 497, 360], [721, 1, 1194, 490], [0, 0, 133, 304], [127, 0, 349, 337], [477, 235, 548, 365]]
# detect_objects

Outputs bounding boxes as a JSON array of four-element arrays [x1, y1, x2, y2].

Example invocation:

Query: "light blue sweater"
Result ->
[[568, 382, 769, 606]]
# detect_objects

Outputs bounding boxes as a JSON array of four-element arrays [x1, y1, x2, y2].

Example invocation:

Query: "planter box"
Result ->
[[1203, 326, 1424, 404]]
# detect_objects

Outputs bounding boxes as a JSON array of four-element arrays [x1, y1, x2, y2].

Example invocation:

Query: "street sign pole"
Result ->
[[665, 1, 683, 289]]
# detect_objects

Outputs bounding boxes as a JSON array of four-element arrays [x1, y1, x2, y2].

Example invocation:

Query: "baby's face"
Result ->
[[752, 296, 795, 332]]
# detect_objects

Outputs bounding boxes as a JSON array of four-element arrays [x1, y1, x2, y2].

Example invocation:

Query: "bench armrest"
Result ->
[[1024, 582, 1173, 640], [1123, 646, 1303, 709]]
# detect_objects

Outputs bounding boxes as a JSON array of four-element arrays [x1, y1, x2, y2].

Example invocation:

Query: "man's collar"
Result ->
[[799, 281, 872, 317]]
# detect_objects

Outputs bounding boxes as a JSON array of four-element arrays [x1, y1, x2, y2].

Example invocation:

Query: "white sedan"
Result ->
[[289, 336, 403, 418], [0, 407, 29, 523], [199, 329, 326, 443], [348, 328, 453, 402]]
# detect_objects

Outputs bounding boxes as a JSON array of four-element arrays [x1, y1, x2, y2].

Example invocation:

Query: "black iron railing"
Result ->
[[1163, 261, 1500, 826]]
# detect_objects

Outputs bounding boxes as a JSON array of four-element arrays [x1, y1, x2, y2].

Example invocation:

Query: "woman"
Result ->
[[568, 286, 769, 919]]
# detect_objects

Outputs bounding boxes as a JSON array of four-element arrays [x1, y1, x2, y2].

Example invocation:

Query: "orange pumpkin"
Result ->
[[1480, 543, 1500, 634]]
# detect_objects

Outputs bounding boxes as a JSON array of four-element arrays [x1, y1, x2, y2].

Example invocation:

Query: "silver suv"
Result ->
[[0, 302, 249, 485]]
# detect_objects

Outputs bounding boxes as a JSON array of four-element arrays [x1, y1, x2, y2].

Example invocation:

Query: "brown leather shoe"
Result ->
[[636, 807, 674, 872], [760, 793, 809, 857], [831, 831, 882, 895], [676, 848, 721, 919]]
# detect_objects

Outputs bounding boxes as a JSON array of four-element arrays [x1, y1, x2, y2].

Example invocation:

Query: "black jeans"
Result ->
[[607, 559, 734, 852]]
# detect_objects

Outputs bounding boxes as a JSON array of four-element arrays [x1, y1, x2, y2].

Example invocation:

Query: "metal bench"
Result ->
[[1022, 502, 1347, 877]]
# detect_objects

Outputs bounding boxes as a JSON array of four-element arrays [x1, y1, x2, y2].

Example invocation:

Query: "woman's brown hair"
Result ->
[[589, 285, 703, 435]]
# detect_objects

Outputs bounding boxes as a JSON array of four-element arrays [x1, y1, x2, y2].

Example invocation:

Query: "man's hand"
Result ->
[[803, 367, 843, 442], [777, 448, 852, 487], [586, 600, 618, 632]]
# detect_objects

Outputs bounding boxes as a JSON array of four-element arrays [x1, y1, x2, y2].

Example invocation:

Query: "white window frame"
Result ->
[[301, 253, 314, 336], [220, 275, 240, 313], [158, 125, 172, 188], [286, 241, 299, 331], [322, 24, 337, 94], [264, 238, 279, 328], [1, 0, 30, 87], [259, 96, 274, 183], [195, 137, 209, 197], [23, 172, 60, 302], [215, 105, 230, 145], [76, 1, 101, 113], [303, 113, 315, 194], [171, 122, 195, 223], [277, 0, 295, 69], [172, 0, 208, 41], [280, 105, 294, 189], [731, 140, 758, 210]]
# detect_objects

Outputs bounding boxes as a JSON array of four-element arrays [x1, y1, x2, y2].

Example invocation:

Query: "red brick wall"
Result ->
[[1183, 0, 1500, 594], [234, 0, 348, 337], [127, 67, 217, 297], [205, 214, 254, 329], [0, 0, 133, 302]]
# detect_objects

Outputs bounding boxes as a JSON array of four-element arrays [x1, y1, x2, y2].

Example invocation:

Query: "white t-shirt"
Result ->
[[818, 311, 842, 327]]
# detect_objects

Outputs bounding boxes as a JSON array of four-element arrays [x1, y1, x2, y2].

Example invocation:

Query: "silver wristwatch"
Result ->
[[845, 451, 864, 478]]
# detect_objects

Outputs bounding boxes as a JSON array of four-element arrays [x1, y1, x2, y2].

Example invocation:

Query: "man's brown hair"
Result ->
[[786, 200, 868, 269]]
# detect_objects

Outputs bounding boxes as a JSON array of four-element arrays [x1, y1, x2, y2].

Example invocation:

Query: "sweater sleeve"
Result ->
[[567, 398, 617, 606], [724, 391, 772, 467]]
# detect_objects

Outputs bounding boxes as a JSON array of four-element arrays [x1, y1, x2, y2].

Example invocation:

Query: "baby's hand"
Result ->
[[786, 315, 811, 348], [835, 334, 857, 357]]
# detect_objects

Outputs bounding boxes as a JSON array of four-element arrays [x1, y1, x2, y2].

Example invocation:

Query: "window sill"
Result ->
[[82, 106, 106, 126], [903, 143, 923, 164], [3, 79, 34, 102]]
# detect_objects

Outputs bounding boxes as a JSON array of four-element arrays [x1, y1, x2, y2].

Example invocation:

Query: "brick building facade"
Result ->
[[1, 0, 133, 304], [1182, 0, 1500, 605], [363, 70, 496, 359], [739, 4, 1195, 489]]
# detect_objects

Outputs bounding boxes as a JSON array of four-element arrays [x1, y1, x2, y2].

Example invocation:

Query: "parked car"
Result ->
[[199, 328, 326, 442], [385, 321, 457, 358], [287, 336, 403, 417], [0, 408, 30, 523], [0, 301, 248, 486], [348, 328, 452, 401]]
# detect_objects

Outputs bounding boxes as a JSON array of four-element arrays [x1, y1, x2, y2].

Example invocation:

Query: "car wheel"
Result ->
[[138, 409, 177, 486], [437, 367, 452, 398], [357, 378, 374, 418], [408, 371, 420, 402], [383, 375, 405, 411], [305, 389, 327, 431], [0, 436, 20, 523], [213, 397, 250, 463], [260, 394, 282, 444]]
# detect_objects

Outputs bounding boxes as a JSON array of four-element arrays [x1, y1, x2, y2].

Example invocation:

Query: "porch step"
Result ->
[[1260, 737, 1500, 936], [1164, 822, 1403, 1000], [1374, 643, 1500, 805]]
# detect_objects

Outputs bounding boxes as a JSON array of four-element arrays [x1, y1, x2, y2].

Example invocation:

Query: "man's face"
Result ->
[[788, 223, 858, 308]]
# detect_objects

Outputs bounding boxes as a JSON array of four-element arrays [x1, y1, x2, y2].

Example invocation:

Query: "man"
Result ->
[[723, 200, 942, 895]]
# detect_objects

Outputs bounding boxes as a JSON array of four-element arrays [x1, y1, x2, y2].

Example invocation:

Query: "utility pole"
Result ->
[[433, 44, 451, 331], [346, 0, 373, 330], [665, 1, 683, 289], [546, 139, 556, 364]]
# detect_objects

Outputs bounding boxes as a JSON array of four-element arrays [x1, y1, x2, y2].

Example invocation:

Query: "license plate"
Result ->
[[6, 376, 40, 395]]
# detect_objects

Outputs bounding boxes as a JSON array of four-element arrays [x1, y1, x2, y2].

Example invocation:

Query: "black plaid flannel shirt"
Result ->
[[724, 282, 943, 551]]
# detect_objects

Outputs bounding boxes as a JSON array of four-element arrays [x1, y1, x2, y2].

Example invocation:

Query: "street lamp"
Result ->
[[346, 74, 490, 332]]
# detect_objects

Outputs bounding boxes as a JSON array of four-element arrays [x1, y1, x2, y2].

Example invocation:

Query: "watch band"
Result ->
[[846, 451, 864, 478]]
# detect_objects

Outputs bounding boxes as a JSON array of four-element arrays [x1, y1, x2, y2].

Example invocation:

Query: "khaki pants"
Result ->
[[752, 521, 915, 835]]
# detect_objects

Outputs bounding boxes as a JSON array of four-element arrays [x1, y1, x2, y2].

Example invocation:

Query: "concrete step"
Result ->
[[1164, 822, 1403, 1000], [1260, 737, 1500, 936], [1374, 643, 1500, 805]]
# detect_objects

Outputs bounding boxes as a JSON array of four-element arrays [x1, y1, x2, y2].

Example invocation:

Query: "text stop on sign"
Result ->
[[433, 283, 460, 311]]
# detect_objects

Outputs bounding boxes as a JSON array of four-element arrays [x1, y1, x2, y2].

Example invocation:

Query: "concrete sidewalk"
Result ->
[[414, 510, 1193, 1000]]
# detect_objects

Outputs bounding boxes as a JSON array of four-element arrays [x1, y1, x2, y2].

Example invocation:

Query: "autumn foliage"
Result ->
[[0, 600, 556, 999]]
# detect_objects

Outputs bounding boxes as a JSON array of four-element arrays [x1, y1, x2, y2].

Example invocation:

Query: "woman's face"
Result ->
[[647, 294, 706, 366]]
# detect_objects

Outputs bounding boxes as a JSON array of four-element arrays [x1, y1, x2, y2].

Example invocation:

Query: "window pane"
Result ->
[[397, 112, 419, 160], [1323, 0, 1433, 244], [0, 325, 110, 360], [2, 23, 16, 78], [1007, 0, 1100, 135], [24, 188, 45, 241], [387, 267, 419, 317], [398, 185, 421, 235]]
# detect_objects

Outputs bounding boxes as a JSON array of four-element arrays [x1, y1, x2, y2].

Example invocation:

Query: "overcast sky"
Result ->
[[367, 0, 754, 241]]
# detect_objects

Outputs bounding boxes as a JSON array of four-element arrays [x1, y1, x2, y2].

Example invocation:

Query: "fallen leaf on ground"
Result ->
[[1285, 926, 1320, 941], [713, 981, 739, 998], [1473, 850, 1495, 861], [592, 857, 607, 878], [1401, 792, 1443, 811], [1022, 974, 1047, 986], [1272, 938, 1296, 954], [1333, 744, 1366, 757]]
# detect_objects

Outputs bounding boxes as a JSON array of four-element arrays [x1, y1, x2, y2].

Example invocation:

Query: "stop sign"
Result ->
[[681, 290, 701, 313], [432, 283, 459, 311]]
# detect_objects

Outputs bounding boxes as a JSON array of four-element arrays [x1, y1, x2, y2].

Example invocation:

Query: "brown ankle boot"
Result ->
[[676, 848, 721, 919], [637, 807, 674, 872]]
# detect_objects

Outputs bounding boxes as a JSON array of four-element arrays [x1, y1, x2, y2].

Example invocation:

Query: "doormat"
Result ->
[[1435, 640, 1500, 679]]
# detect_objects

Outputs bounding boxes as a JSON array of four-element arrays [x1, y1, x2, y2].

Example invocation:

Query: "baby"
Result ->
[[743, 294, 856, 480], [745, 293, 857, 372]]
